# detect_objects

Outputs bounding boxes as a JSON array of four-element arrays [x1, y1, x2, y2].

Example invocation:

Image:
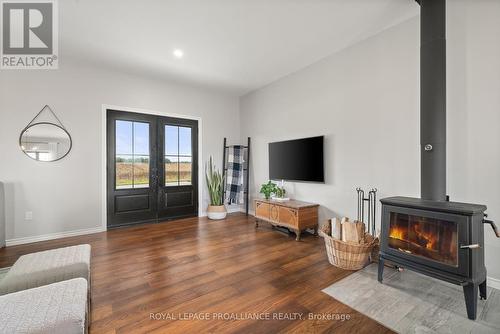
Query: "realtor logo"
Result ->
[[1, 0, 58, 69]]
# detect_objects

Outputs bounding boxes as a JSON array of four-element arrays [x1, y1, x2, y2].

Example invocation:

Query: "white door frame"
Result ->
[[101, 104, 203, 230]]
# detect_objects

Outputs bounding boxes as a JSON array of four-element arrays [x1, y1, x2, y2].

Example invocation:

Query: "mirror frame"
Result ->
[[19, 122, 73, 162]]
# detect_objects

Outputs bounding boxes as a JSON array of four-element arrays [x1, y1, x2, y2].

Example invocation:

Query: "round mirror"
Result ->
[[19, 122, 72, 162]]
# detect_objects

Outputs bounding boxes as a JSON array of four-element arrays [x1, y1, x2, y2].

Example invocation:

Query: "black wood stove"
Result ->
[[377, 197, 496, 320], [377, 0, 500, 321]]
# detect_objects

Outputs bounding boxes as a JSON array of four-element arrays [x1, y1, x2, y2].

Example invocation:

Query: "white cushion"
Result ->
[[0, 278, 87, 334], [0, 244, 90, 295]]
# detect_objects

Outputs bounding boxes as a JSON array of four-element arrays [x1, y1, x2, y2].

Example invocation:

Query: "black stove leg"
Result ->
[[479, 279, 487, 300], [378, 258, 384, 283], [463, 283, 478, 320]]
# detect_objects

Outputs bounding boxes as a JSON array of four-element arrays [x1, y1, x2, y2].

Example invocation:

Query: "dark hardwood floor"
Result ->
[[0, 213, 392, 334]]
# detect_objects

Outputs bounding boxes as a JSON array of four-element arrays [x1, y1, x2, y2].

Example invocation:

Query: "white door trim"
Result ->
[[101, 104, 203, 230]]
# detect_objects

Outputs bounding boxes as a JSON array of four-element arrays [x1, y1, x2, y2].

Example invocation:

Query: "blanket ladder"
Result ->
[[222, 137, 251, 215]]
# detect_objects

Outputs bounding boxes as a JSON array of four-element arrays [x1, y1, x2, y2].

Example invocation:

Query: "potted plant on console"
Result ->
[[260, 180, 289, 201], [260, 181, 278, 200], [206, 156, 227, 220]]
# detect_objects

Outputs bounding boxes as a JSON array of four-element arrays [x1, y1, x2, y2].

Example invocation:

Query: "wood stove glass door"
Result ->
[[382, 206, 469, 277], [389, 212, 458, 266]]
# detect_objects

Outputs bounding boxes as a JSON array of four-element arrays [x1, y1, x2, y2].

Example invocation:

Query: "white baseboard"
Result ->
[[487, 276, 500, 291], [5, 226, 106, 247], [226, 205, 244, 213]]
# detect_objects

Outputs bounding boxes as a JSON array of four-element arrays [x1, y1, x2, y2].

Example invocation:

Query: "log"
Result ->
[[331, 218, 342, 240], [355, 221, 366, 243], [342, 221, 360, 244]]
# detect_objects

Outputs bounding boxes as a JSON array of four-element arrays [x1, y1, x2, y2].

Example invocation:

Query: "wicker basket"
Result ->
[[320, 231, 379, 270], [370, 242, 380, 263]]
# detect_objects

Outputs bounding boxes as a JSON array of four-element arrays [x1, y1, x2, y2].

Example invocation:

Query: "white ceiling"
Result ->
[[61, 0, 419, 95]]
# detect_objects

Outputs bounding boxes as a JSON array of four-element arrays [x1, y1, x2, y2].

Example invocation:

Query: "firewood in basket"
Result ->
[[354, 221, 365, 243], [320, 221, 331, 236], [331, 217, 342, 240], [342, 220, 362, 244]]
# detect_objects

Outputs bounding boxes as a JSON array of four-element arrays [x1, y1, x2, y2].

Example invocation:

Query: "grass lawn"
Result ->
[[116, 162, 192, 187]]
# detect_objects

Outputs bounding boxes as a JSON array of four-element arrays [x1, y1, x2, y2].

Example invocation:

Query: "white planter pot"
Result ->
[[207, 205, 227, 220]]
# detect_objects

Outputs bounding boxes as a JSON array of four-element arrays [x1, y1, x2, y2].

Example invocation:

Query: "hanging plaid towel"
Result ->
[[225, 145, 245, 204]]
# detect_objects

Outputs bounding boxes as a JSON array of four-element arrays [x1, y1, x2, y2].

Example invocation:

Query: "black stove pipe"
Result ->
[[418, 0, 447, 201]]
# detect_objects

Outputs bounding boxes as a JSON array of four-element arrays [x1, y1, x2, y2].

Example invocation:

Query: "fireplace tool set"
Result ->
[[356, 188, 377, 236]]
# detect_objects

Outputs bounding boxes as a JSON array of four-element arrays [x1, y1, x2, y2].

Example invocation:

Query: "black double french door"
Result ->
[[107, 109, 198, 228]]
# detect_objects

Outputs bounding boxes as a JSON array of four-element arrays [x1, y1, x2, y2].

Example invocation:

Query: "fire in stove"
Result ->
[[389, 226, 407, 241], [390, 223, 437, 250], [414, 223, 437, 250]]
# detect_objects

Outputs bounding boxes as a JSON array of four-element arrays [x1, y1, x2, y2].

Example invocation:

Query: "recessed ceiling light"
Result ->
[[173, 49, 184, 59]]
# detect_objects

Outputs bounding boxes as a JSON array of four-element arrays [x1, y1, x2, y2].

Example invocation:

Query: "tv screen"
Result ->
[[269, 136, 324, 182]]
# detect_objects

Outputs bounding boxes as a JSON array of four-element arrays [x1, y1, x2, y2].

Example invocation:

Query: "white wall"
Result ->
[[0, 60, 239, 242], [447, 0, 500, 282], [240, 1, 500, 282]]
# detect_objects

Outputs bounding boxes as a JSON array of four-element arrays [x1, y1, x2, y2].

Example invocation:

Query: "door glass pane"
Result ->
[[164, 125, 192, 187], [115, 120, 150, 189], [179, 157, 192, 185], [389, 212, 458, 266], [133, 155, 150, 188], [116, 120, 133, 154], [179, 127, 192, 156], [165, 125, 178, 155], [165, 156, 179, 186], [133, 122, 149, 155], [116, 155, 133, 189]]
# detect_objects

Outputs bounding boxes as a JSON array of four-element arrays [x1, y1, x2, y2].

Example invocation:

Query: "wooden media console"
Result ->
[[254, 199, 319, 241]]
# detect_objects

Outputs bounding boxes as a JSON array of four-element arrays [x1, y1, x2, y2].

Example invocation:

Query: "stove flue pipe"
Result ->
[[418, 0, 447, 201]]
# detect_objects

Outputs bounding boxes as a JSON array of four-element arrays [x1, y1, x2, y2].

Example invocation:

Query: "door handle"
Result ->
[[460, 244, 480, 249], [151, 174, 159, 188], [484, 219, 500, 238], [150, 167, 158, 187]]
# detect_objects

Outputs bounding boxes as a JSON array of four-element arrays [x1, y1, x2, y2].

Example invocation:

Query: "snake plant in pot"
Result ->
[[205, 156, 227, 220]]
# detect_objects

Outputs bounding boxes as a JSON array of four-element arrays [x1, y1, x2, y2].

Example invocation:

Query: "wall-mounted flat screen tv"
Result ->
[[269, 136, 324, 183]]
